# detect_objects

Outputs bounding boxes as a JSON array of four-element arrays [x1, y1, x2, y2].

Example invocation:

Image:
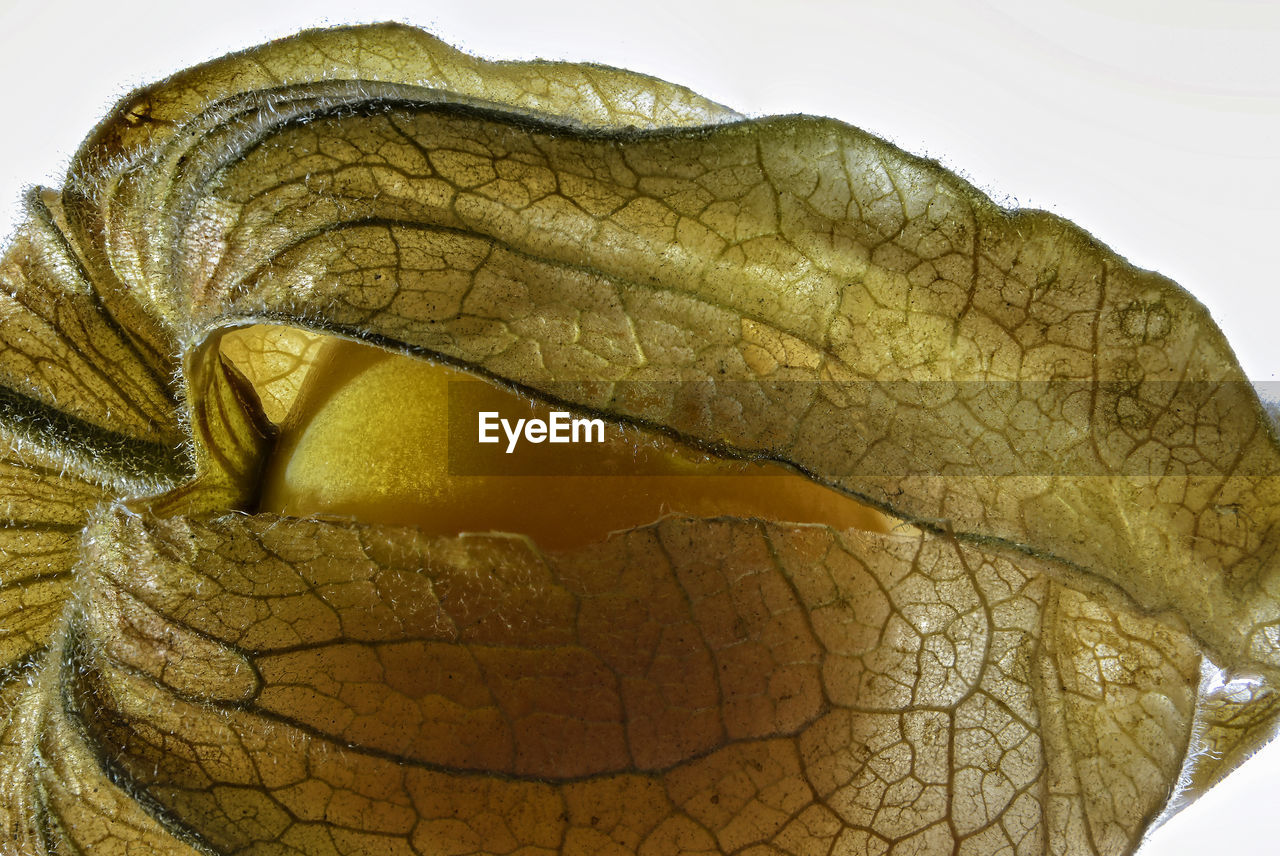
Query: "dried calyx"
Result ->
[[0, 22, 1278, 856]]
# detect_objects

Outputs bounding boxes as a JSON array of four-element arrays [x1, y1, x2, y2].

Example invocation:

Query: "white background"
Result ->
[[0, 2, 1277, 853]]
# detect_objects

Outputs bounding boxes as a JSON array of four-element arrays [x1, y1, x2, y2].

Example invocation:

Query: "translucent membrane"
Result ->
[[224, 326, 895, 549]]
